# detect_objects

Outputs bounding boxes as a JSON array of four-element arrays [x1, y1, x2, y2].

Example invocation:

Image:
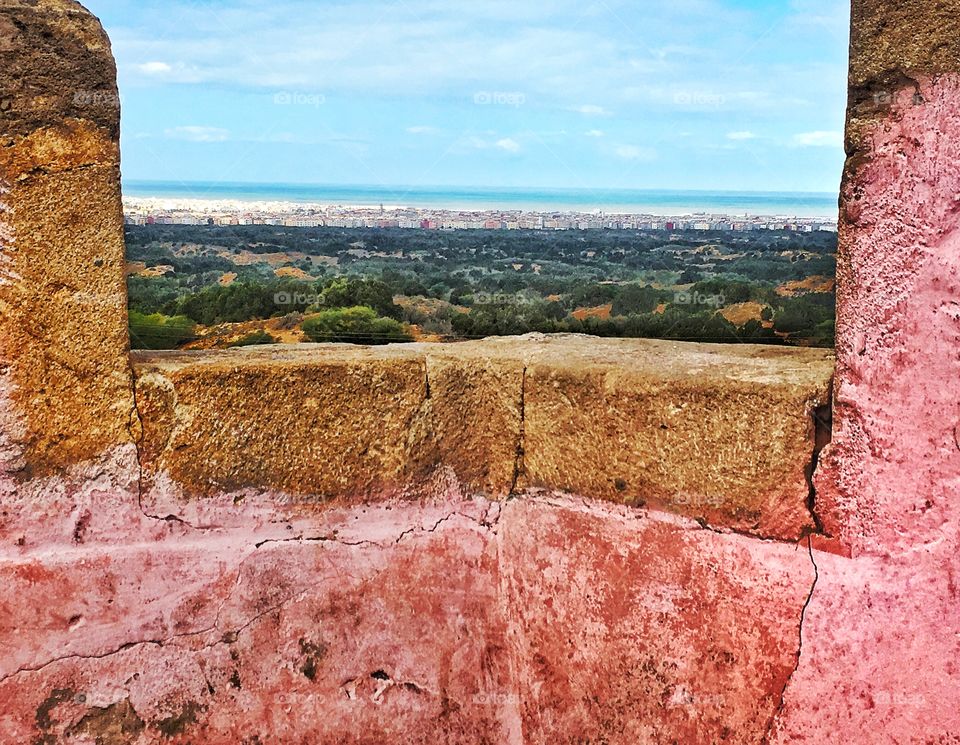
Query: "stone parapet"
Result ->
[[133, 336, 833, 541]]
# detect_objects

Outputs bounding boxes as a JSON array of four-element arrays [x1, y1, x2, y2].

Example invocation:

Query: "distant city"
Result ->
[[123, 198, 839, 234]]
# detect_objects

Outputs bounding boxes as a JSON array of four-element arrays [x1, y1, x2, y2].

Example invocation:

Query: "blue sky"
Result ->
[[83, 0, 850, 193]]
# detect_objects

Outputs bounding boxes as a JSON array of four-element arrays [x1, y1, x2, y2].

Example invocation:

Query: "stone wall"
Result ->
[[0, 0, 958, 743], [0, 0, 132, 477]]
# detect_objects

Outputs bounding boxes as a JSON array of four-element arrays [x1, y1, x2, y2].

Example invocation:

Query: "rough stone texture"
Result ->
[[848, 0, 960, 90], [0, 0, 133, 476], [821, 75, 960, 557], [133, 347, 434, 500], [133, 337, 832, 540], [518, 339, 832, 540]]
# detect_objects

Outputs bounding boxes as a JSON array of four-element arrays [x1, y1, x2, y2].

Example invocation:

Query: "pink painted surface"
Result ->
[[0, 479, 815, 744], [771, 77, 960, 742]]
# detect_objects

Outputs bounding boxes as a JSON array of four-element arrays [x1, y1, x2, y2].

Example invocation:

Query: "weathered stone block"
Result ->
[[133, 338, 833, 540], [133, 347, 432, 499], [0, 0, 131, 475], [421, 344, 524, 494], [520, 337, 831, 540]]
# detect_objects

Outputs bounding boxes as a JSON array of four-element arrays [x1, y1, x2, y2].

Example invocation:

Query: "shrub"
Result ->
[[302, 306, 413, 345], [129, 311, 197, 350], [611, 284, 662, 316], [316, 278, 403, 320]]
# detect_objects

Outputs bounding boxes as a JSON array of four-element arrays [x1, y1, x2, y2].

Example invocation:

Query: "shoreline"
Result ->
[[122, 194, 839, 223], [121, 182, 839, 221]]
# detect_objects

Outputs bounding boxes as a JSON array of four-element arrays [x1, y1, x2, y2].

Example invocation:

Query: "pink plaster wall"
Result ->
[[0, 459, 816, 743], [771, 76, 960, 743]]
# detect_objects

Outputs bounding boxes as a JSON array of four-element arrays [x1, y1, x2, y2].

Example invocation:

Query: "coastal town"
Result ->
[[123, 197, 839, 234]]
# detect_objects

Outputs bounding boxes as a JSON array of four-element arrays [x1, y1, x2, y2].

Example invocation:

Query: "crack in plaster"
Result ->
[[0, 506, 504, 689], [0, 629, 209, 686], [0, 486, 815, 745], [202, 506, 507, 658], [762, 536, 820, 745], [252, 507, 502, 552], [693, 519, 813, 547]]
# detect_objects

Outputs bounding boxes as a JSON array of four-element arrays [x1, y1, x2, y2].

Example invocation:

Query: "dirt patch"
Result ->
[[184, 315, 307, 349], [136, 265, 174, 278], [68, 700, 146, 745], [275, 266, 315, 280], [572, 304, 613, 321], [777, 275, 836, 297], [217, 249, 306, 267], [719, 301, 767, 327]]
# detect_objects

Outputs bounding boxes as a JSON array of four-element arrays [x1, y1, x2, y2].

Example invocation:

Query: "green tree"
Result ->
[[129, 311, 197, 350], [611, 284, 662, 316], [317, 278, 402, 320], [302, 306, 413, 345]]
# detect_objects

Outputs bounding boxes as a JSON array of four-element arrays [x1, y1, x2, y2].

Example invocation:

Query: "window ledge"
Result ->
[[132, 334, 833, 541]]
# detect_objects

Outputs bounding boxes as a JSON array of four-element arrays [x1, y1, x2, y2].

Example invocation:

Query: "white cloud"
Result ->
[[104, 0, 848, 192], [457, 135, 522, 154], [727, 130, 756, 141], [615, 145, 655, 161], [164, 126, 230, 142], [572, 104, 612, 117], [406, 125, 439, 135], [137, 61, 172, 75], [106, 0, 848, 127], [793, 130, 843, 148]]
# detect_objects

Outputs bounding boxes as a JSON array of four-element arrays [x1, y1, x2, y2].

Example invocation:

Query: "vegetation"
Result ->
[[125, 224, 837, 349], [302, 306, 413, 345], [128, 311, 197, 350], [228, 330, 278, 347]]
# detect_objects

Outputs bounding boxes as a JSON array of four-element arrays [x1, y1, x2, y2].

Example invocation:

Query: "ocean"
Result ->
[[122, 180, 839, 219]]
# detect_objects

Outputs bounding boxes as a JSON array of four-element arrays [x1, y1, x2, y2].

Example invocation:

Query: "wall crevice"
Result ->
[[125, 356, 195, 530], [509, 366, 527, 496], [805, 391, 834, 537], [762, 536, 820, 745]]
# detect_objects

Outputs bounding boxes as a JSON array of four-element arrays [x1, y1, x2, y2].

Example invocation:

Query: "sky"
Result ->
[[83, 0, 850, 193]]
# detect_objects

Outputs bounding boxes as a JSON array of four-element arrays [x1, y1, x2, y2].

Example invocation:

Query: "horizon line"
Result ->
[[121, 179, 840, 198]]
